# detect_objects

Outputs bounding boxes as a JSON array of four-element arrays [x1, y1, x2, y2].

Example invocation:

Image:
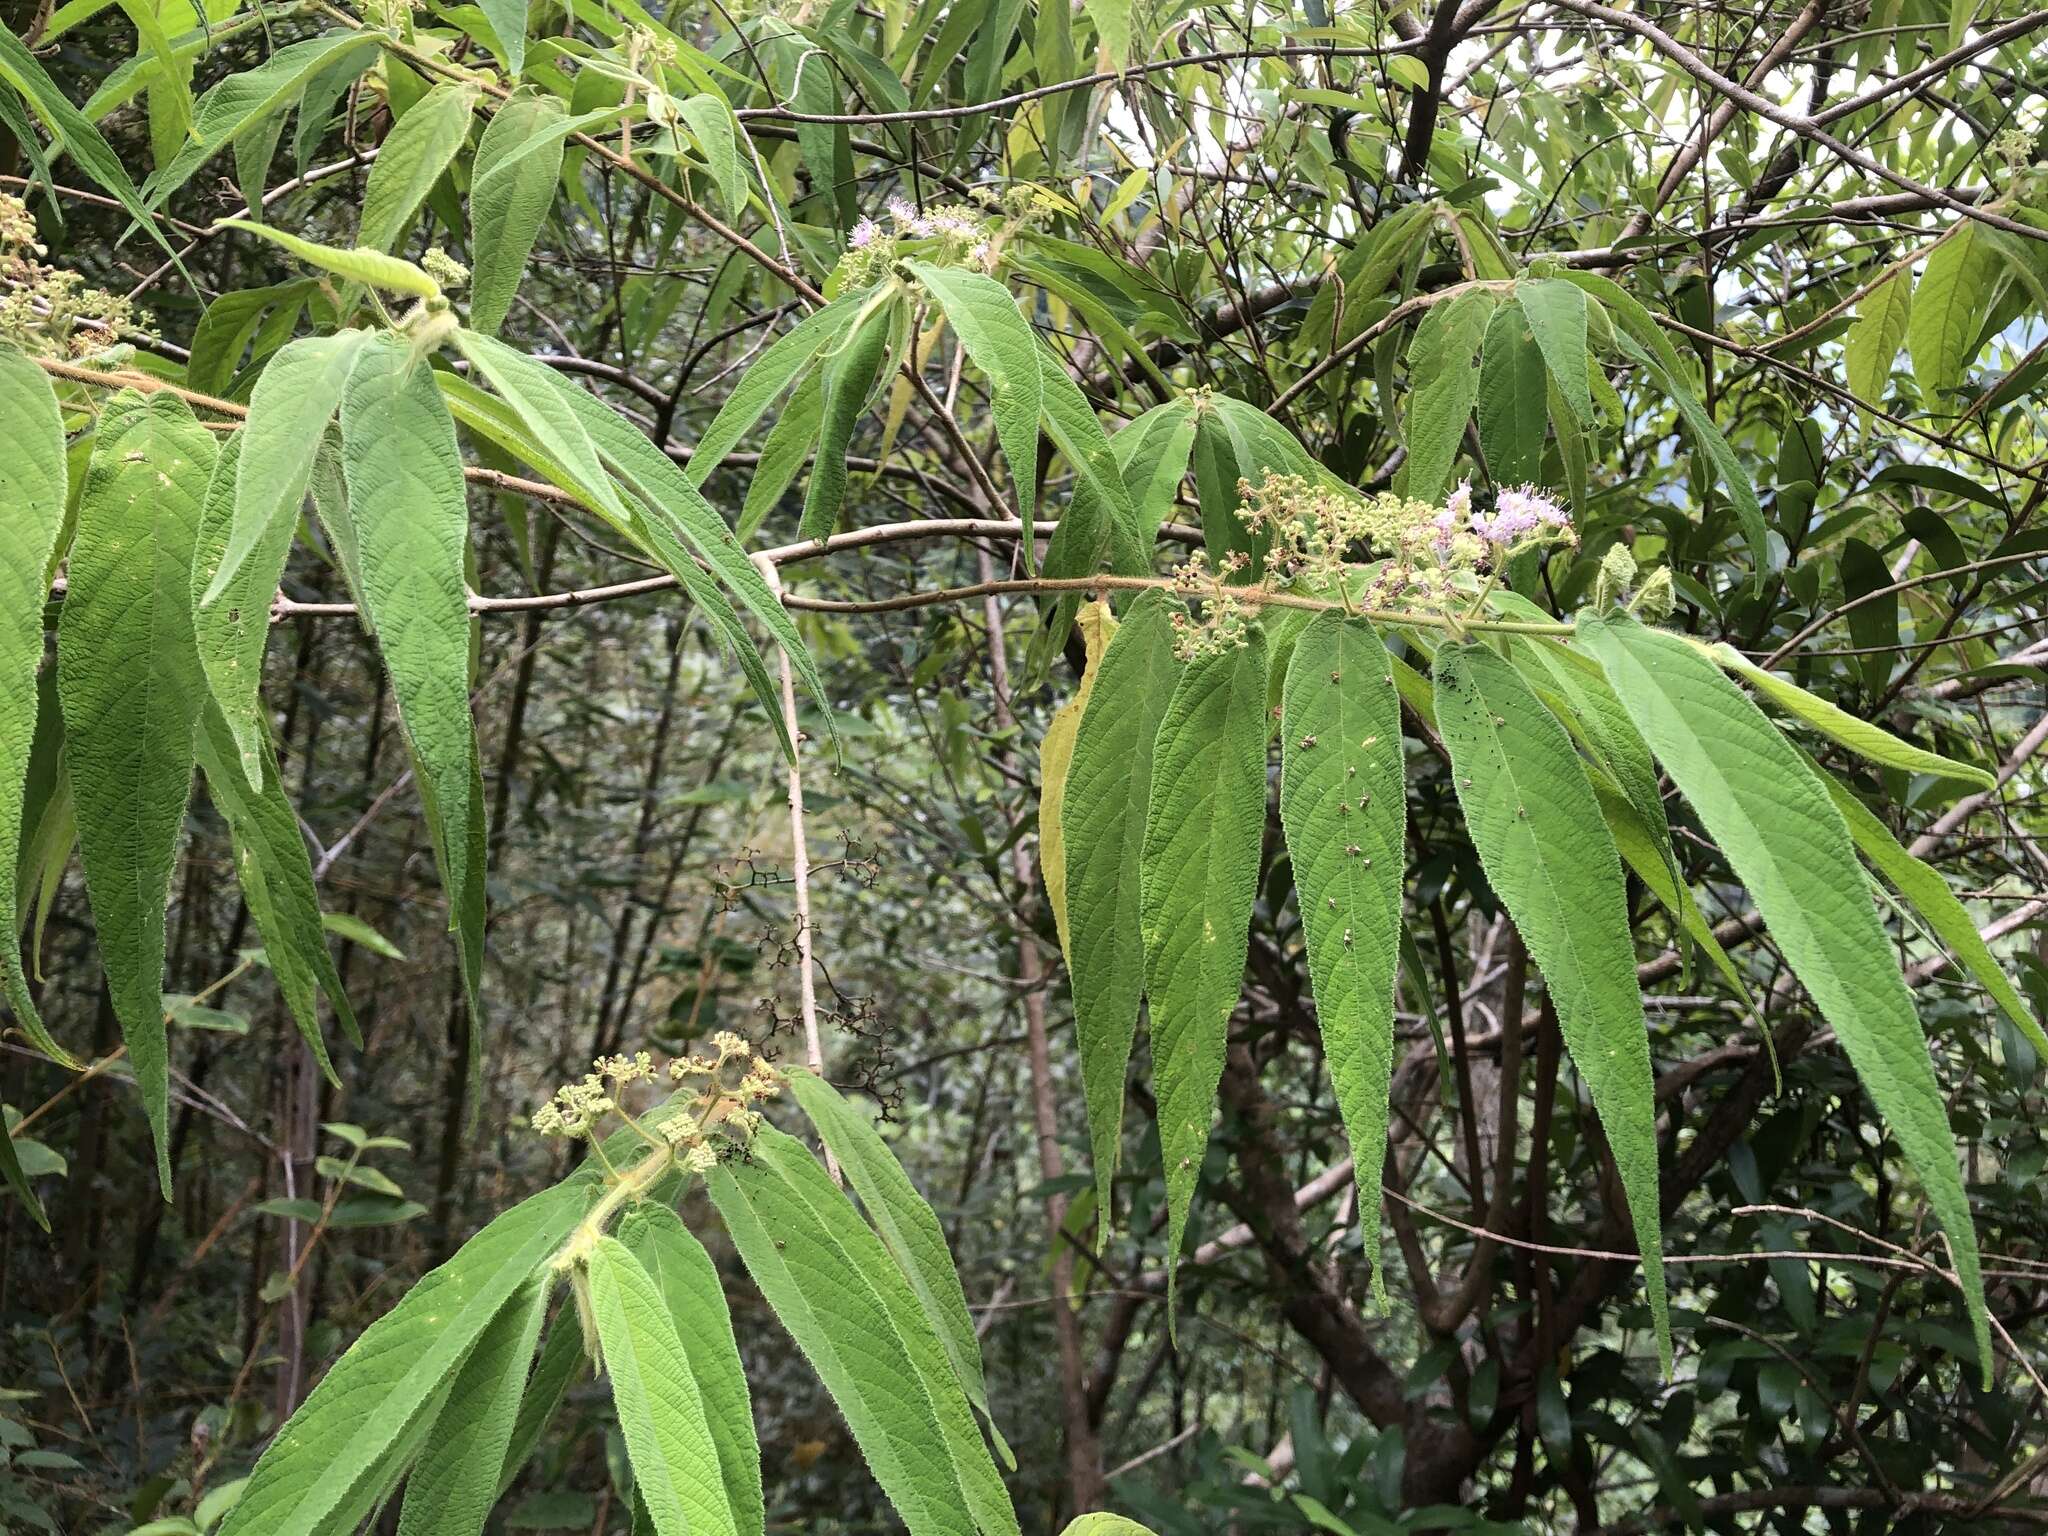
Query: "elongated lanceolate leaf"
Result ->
[[1577, 611, 1990, 1380], [216, 218, 441, 297], [1845, 269, 1911, 412], [905, 262, 1042, 559], [1908, 223, 2003, 406], [1039, 599, 1116, 958], [687, 290, 873, 485], [194, 703, 359, 1060], [452, 329, 630, 524], [192, 433, 283, 787], [1060, 591, 1179, 1229], [619, 1204, 763, 1536], [1818, 771, 2048, 1061], [1277, 615, 1404, 1303], [468, 89, 571, 336], [1435, 641, 1669, 1371], [218, 1181, 589, 1536], [0, 347, 74, 1077], [1610, 332, 1769, 574], [337, 335, 488, 1077], [801, 301, 894, 541], [1402, 289, 1495, 503], [710, 1128, 1018, 1536], [395, 1275, 550, 1536], [207, 330, 371, 609], [58, 390, 217, 1196], [784, 1068, 1005, 1463], [1715, 648, 1993, 789], [588, 1235, 741, 1536], [359, 82, 477, 254], [1477, 301, 1547, 487], [546, 376, 835, 757], [1515, 277, 1594, 425], [496, 1310, 584, 1498], [1141, 629, 1269, 1308]]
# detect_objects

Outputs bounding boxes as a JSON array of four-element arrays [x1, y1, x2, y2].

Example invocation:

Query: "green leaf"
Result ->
[[1577, 611, 1990, 1381], [1141, 628, 1269, 1308], [1435, 640, 1669, 1372], [546, 374, 835, 757], [0, 26, 179, 263], [143, 33, 381, 208], [618, 1205, 764, 1536], [783, 1067, 1005, 1464], [1039, 599, 1115, 958], [336, 334, 488, 1089], [801, 300, 895, 541], [709, 1127, 1019, 1536], [323, 910, 405, 960], [0, 347, 75, 1076], [905, 263, 1042, 561], [1507, 628, 1680, 895], [676, 93, 746, 220], [456, 0, 522, 73], [1845, 269, 1911, 411], [1058, 1520, 1159, 1536], [359, 82, 477, 254], [738, 369, 822, 539], [217, 1181, 589, 1536], [496, 1311, 584, 1498], [587, 1235, 741, 1536], [395, 1276, 550, 1536], [1037, 354, 1147, 577], [1514, 277, 1593, 425], [1476, 300, 1547, 487], [195, 702, 359, 1062], [203, 330, 372, 611], [451, 329, 630, 524], [1611, 331, 1769, 575], [191, 434, 282, 788], [1908, 224, 2003, 405], [1590, 772, 1751, 1009], [58, 391, 216, 1197], [0, 1107, 47, 1232], [216, 218, 441, 297], [1061, 591, 1180, 1228], [1277, 615, 1404, 1305], [1403, 290, 1495, 503], [1715, 648, 1993, 789], [468, 92, 598, 336], [686, 291, 872, 486], [1819, 772, 2048, 1063]]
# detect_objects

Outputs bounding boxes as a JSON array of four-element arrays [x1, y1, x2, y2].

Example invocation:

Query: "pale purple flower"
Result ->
[[1474, 485, 1568, 547], [849, 216, 882, 249]]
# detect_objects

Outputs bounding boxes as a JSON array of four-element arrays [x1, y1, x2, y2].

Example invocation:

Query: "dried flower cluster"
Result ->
[[0, 194, 140, 359]]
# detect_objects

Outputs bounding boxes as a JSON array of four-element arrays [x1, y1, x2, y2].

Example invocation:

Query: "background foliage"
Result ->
[[2, 0, 2048, 1529]]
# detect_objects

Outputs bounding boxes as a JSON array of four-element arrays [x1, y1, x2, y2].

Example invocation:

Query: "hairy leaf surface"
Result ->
[[337, 335, 488, 1074], [619, 1204, 764, 1536], [1141, 629, 1269, 1304], [589, 1235, 741, 1536], [1061, 591, 1180, 1227], [1278, 615, 1404, 1302], [58, 391, 217, 1194], [1579, 611, 1990, 1378], [0, 347, 72, 1076], [1403, 289, 1495, 503], [710, 1127, 1017, 1536], [784, 1067, 1004, 1461], [1435, 640, 1669, 1369], [219, 1181, 588, 1536], [395, 1275, 549, 1536]]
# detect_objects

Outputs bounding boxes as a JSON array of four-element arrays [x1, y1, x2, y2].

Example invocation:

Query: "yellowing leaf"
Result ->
[[1040, 599, 1117, 958]]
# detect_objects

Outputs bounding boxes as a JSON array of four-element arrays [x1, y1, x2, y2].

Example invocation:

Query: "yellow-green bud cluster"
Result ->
[[0, 195, 142, 359]]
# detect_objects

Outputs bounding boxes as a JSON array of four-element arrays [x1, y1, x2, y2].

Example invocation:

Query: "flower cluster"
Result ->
[[1167, 549, 1255, 660], [528, 1035, 781, 1170], [0, 194, 142, 359], [1203, 470, 1578, 629], [841, 197, 996, 286]]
